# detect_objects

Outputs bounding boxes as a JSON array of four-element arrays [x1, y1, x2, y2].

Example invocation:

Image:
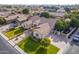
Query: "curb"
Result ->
[[14, 45, 26, 54], [0, 32, 26, 54]]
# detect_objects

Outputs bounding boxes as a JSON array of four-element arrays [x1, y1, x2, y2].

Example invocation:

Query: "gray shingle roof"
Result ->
[[39, 17, 58, 29], [35, 23, 51, 35]]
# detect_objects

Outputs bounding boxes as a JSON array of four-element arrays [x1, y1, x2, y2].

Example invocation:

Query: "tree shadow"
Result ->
[[50, 34, 68, 43]]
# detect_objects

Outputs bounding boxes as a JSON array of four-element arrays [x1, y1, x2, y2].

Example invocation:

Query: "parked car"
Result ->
[[72, 32, 79, 43]]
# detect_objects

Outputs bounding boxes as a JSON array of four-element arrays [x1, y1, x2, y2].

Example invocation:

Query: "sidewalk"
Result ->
[[57, 42, 71, 54], [0, 32, 26, 54], [9, 30, 30, 45], [9, 33, 26, 44]]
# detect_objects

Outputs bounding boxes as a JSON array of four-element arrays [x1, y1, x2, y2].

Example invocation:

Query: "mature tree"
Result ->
[[64, 12, 79, 19], [70, 17, 79, 28], [64, 7, 71, 13], [54, 20, 64, 31], [22, 8, 29, 14], [64, 12, 79, 28], [54, 20, 70, 32], [40, 12, 50, 18], [0, 16, 6, 25], [41, 38, 51, 47]]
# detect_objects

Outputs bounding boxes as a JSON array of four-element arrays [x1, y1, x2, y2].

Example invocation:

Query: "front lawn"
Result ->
[[35, 44, 59, 54], [4, 27, 25, 39], [18, 36, 59, 54]]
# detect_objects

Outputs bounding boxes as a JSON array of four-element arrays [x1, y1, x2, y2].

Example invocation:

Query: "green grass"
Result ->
[[35, 47, 47, 54], [4, 27, 25, 40], [36, 45, 59, 54], [47, 44, 59, 54], [18, 36, 60, 54], [18, 36, 41, 53]]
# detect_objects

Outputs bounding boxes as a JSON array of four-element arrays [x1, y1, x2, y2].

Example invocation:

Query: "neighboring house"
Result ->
[[16, 14, 29, 25], [33, 23, 51, 39], [21, 20, 32, 29], [30, 6, 45, 14], [21, 16, 40, 29], [49, 12, 65, 18], [56, 8, 65, 13], [0, 11, 11, 17], [48, 8, 65, 18], [5, 14, 30, 25], [5, 14, 18, 24], [28, 16, 40, 25]]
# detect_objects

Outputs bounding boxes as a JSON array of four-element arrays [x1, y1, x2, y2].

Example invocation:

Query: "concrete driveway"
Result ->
[[49, 34, 69, 49]]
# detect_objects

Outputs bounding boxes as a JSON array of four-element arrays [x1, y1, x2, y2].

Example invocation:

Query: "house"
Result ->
[[33, 17, 58, 39], [28, 16, 40, 25], [5, 14, 18, 24], [5, 14, 30, 25], [48, 8, 65, 18], [16, 14, 30, 25], [21, 15, 57, 39], [39, 17, 57, 29], [0, 11, 11, 17], [21, 16, 40, 29], [49, 12, 65, 18], [29, 6, 45, 14], [21, 20, 32, 29], [56, 8, 65, 13], [33, 23, 51, 39]]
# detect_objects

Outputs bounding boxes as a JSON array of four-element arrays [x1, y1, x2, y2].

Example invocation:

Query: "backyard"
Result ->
[[4, 27, 25, 40], [18, 36, 59, 54]]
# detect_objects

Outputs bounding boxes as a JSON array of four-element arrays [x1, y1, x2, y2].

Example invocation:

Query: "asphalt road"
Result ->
[[0, 35, 20, 54], [65, 44, 79, 54]]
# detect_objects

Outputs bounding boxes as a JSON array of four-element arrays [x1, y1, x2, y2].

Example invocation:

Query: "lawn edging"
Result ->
[[14, 45, 26, 54]]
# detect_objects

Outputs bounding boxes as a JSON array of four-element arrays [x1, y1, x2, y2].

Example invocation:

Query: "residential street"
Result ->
[[0, 35, 20, 54], [65, 44, 79, 54], [64, 28, 79, 54]]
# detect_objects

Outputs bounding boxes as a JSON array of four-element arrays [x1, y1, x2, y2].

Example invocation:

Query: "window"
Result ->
[[36, 33, 39, 37]]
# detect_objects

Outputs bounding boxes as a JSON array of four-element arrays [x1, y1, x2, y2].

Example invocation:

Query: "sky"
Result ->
[[0, 0, 79, 5]]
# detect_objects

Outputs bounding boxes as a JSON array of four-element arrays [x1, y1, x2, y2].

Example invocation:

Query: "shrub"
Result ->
[[22, 8, 29, 14], [40, 12, 50, 18], [41, 38, 51, 47]]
